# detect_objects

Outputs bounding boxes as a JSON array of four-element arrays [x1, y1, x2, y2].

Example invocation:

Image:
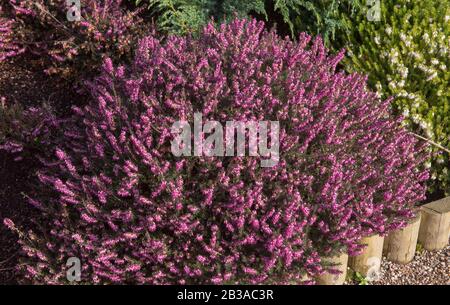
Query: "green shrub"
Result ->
[[287, 0, 361, 47], [341, 0, 450, 195], [135, 0, 361, 46], [137, 0, 267, 35]]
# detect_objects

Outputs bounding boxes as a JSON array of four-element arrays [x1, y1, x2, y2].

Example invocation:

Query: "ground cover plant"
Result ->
[[340, 0, 450, 196], [3, 0, 147, 84], [3, 18, 429, 284], [0, 6, 23, 63], [0, 99, 61, 161]]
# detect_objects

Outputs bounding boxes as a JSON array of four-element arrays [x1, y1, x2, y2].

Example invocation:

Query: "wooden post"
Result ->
[[383, 233, 389, 253], [418, 196, 450, 251], [349, 234, 384, 279], [316, 253, 348, 285], [383, 213, 421, 264]]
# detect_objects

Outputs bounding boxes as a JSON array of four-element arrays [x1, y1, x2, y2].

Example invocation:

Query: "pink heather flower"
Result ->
[[3, 218, 15, 230], [242, 267, 258, 276], [103, 58, 114, 74], [54, 179, 76, 198], [81, 213, 97, 224], [197, 255, 207, 264], [126, 264, 141, 272]]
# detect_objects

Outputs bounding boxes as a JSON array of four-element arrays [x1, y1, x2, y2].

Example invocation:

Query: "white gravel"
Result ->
[[362, 245, 449, 285]]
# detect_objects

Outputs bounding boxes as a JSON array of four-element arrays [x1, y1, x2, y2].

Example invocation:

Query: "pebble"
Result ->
[[371, 245, 449, 285]]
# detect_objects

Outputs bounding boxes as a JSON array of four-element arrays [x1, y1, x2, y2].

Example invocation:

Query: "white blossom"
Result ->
[[399, 67, 408, 79], [374, 36, 380, 45], [385, 26, 392, 35], [426, 71, 438, 81]]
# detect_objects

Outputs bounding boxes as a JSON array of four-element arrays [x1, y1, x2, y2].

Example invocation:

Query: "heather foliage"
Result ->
[[6, 19, 428, 284], [0, 6, 23, 62], [0, 99, 63, 161], [5, 0, 146, 82], [341, 0, 450, 195]]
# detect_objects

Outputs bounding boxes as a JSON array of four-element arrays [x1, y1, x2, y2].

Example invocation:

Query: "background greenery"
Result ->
[[134, 0, 361, 46], [340, 0, 450, 196]]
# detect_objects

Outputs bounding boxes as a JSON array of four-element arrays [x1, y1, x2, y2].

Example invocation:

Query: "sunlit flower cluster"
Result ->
[[343, 0, 450, 195]]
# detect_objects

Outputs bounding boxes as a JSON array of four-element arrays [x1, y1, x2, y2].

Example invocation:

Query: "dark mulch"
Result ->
[[0, 54, 85, 113]]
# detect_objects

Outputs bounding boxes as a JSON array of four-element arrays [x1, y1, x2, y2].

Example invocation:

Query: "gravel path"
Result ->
[[350, 245, 450, 285]]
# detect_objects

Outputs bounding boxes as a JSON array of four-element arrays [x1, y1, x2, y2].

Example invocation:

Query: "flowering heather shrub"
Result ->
[[0, 99, 63, 161], [5, 0, 146, 82], [5, 19, 429, 284], [340, 0, 450, 195], [0, 6, 23, 62]]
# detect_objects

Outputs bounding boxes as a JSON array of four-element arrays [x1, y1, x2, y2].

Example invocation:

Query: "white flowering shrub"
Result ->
[[342, 0, 450, 196]]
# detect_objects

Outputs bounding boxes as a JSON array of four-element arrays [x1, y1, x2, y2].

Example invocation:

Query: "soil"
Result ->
[[0, 55, 85, 112]]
